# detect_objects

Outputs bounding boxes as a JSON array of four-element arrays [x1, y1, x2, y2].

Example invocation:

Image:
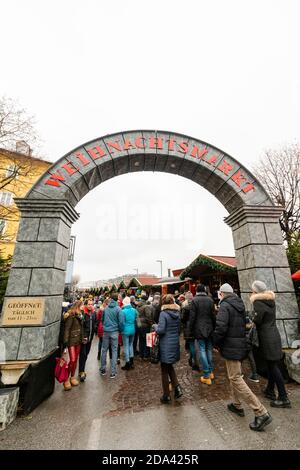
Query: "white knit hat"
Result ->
[[219, 283, 234, 293], [252, 280, 267, 293], [123, 296, 131, 306]]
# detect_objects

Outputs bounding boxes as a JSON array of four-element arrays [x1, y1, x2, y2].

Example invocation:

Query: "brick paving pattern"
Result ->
[[104, 348, 297, 417]]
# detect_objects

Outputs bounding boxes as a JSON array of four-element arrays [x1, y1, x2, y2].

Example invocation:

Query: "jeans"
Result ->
[[189, 339, 196, 362], [133, 330, 139, 355], [79, 341, 92, 373], [197, 339, 213, 378], [101, 331, 119, 374], [98, 338, 103, 355], [139, 327, 150, 358], [123, 334, 134, 363], [266, 360, 287, 399]]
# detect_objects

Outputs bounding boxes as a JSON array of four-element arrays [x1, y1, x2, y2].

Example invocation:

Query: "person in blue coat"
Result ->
[[154, 294, 183, 404], [121, 297, 138, 370]]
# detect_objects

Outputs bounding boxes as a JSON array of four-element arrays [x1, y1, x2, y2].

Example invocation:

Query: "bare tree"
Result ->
[[0, 96, 40, 152], [253, 143, 300, 245], [0, 96, 43, 241]]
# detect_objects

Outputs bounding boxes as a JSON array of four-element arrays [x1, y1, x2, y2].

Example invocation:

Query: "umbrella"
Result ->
[[291, 270, 300, 280]]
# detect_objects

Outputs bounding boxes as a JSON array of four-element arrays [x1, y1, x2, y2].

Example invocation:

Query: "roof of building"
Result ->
[[172, 268, 184, 277], [153, 277, 191, 286], [127, 276, 161, 287], [205, 255, 236, 268], [179, 253, 237, 279], [0, 147, 52, 165]]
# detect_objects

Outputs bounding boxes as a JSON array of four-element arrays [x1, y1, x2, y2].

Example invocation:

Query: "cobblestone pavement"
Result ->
[[0, 339, 299, 450], [105, 347, 297, 417]]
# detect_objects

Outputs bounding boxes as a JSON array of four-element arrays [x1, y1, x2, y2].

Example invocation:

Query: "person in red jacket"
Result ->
[[96, 300, 107, 360]]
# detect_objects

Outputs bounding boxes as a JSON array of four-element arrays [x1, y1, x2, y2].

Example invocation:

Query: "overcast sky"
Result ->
[[1, 0, 299, 282]]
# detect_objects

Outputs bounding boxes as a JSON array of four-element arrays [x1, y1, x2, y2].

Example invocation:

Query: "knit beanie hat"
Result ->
[[123, 296, 131, 306], [251, 280, 267, 293], [219, 283, 234, 293]]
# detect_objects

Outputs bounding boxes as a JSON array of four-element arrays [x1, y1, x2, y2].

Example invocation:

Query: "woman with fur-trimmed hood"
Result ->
[[154, 294, 183, 404], [250, 281, 291, 408]]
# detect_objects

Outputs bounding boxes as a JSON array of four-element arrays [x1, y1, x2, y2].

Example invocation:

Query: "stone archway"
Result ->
[[0, 130, 299, 367]]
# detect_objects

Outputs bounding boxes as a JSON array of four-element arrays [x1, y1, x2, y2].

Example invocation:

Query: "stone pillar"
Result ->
[[0, 199, 79, 362], [225, 205, 300, 347]]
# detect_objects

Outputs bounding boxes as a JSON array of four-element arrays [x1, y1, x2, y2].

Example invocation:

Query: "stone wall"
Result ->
[[0, 199, 79, 361], [225, 205, 300, 347]]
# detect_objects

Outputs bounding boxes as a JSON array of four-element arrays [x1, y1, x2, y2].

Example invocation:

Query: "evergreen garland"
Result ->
[[180, 255, 236, 280]]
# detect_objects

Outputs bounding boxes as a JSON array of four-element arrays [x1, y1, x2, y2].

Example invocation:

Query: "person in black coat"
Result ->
[[213, 283, 272, 432], [181, 291, 198, 370], [250, 280, 291, 408], [189, 284, 216, 383], [154, 294, 183, 404]]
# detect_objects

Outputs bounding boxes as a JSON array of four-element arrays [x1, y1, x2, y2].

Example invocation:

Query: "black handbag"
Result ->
[[248, 324, 259, 349]]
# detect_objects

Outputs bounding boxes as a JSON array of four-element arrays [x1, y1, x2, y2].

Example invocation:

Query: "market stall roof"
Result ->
[[126, 276, 161, 288], [291, 270, 300, 280], [172, 268, 184, 277], [117, 280, 126, 289], [153, 277, 191, 286], [179, 253, 237, 279]]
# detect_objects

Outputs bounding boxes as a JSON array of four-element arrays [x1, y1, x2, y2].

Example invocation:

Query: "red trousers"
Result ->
[[68, 345, 81, 377]]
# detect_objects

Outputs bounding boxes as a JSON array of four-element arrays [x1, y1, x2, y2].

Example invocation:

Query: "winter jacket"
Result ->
[[137, 300, 153, 329], [152, 302, 161, 324], [102, 299, 123, 333], [96, 309, 104, 338], [82, 306, 96, 342], [155, 304, 181, 364], [63, 313, 83, 348], [251, 291, 282, 361], [181, 300, 194, 340], [213, 294, 248, 361], [189, 292, 215, 340], [121, 305, 137, 336]]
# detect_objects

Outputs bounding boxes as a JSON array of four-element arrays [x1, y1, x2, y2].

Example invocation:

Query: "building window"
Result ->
[[0, 219, 6, 236], [6, 164, 20, 179], [0, 192, 13, 206]]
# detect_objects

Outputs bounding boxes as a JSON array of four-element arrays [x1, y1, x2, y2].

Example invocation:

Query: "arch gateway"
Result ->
[[0, 130, 299, 382]]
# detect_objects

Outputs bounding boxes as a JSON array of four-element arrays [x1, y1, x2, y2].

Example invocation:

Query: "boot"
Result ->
[[270, 397, 291, 408], [249, 413, 272, 431], [79, 372, 86, 382], [129, 357, 134, 369], [174, 384, 183, 399], [70, 376, 79, 386], [227, 403, 245, 417], [210, 372, 215, 380], [63, 379, 71, 391], [160, 395, 171, 404], [263, 388, 276, 401], [200, 376, 212, 385], [121, 362, 131, 371]]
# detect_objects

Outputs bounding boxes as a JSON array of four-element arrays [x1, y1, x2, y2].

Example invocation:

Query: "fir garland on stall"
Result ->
[[180, 255, 236, 280]]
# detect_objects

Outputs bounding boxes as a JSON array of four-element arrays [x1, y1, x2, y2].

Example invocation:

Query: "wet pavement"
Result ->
[[1, 339, 300, 450]]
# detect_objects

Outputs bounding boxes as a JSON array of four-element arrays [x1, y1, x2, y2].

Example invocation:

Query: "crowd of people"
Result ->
[[60, 279, 291, 432]]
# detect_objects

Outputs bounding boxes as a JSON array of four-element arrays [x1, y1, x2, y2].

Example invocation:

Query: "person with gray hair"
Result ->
[[213, 283, 272, 431], [251, 281, 291, 408]]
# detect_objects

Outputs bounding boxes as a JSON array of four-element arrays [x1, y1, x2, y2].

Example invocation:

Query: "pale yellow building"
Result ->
[[0, 146, 51, 258]]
